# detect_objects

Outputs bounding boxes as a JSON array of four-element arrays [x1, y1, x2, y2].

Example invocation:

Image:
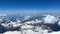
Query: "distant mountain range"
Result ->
[[0, 13, 60, 34]]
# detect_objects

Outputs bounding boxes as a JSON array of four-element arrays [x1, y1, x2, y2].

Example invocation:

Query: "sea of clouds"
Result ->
[[0, 13, 60, 34]]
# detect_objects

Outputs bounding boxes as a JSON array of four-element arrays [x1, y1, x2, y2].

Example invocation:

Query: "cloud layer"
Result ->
[[0, 14, 60, 34], [43, 15, 58, 24]]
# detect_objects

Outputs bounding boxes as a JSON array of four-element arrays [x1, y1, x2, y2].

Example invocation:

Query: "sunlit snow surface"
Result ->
[[0, 13, 60, 34]]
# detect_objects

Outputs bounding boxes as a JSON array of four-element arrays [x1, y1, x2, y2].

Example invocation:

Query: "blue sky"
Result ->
[[0, 0, 60, 13]]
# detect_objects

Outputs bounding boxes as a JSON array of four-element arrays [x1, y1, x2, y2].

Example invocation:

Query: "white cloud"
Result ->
[[25, 19, 42, 24], [0, 13, 7, 16], [16, 18, 21, 22], [25, 20, 34, 24], [24, 15, 31, 20], [0, 18, 3, 22], [43, 15, 58, 24]]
